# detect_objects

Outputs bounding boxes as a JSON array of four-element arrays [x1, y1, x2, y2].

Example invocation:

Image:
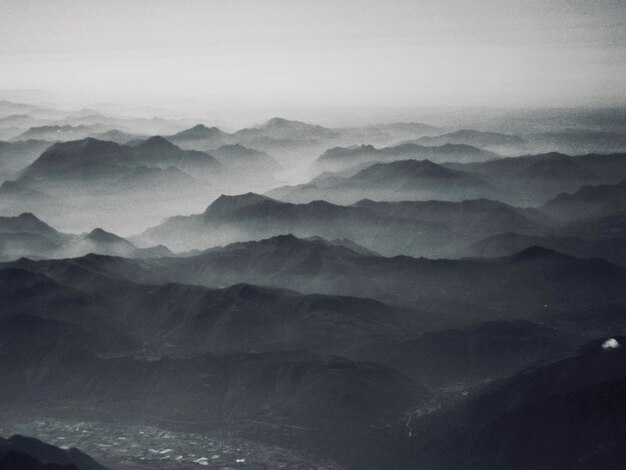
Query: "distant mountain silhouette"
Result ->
[[210, 118, 342, 159], [90, 129, 144, 144], [411, 129, 527, 154], [168, 124, 230, 149], [354, 198, 549, 238], [0, 113, 52, 129], [15, 124, 110, 142], [270, 159, 502, 204], [137, 192, 461, 255], [450, 152, 626, 205], [236, 117, 339, 141], [131, 135, 222, 174], [22, 138, 133, 181], [0, 100, 64, 120], [0, 139, 50, 177], [15, 138, 220, 196], [527, 129, 626, 155], [211, 144, 281, 173], [0, 213, 171, 261], [0, 181, 48, 200], [314, 142, 498, 172], [542, 178, 626, 221], [0, 212, 60, 238], [173, 124, 226, 139], [346, 122, 443, 145], [169, 119, 339, 159]]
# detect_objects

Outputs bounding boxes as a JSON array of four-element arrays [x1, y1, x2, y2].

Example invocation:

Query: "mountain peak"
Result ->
[[43, 137, 124, 157], [17, 212, 41, 222], [356, 159, 456, 179], [262, 117, 294, 128], [174, 124, 225, 140], [212, 234, 367, 260], [218, 143, 247, 151], [256, 117, 337, 137], [85, 227, 128, 244], [204, 193, 275, 218], [138, 135, 177, 149], [509, 245, 560, 261], [0, 212, 58, 236]]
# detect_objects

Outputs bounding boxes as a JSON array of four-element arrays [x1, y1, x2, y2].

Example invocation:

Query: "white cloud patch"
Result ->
[[602, 338, 620, 350]]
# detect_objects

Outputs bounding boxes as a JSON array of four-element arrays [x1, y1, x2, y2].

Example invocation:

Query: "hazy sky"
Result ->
[[1, 0, 624, 113]]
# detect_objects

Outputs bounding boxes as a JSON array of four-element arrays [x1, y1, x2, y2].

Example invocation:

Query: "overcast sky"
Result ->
[[1, 0, 624, 113]]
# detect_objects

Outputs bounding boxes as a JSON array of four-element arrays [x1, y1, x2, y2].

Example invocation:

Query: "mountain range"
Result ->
[[1, 241, 624, 467], [1, 98, 626, 469], [12, 234, 626, 323], [0, 213, 170, 261], [448, 152, 626, 205], [408, 129, 528, 154], [270, 159, 503, 204], [312, 142, 499, 173], [136, 192, 554, 256]]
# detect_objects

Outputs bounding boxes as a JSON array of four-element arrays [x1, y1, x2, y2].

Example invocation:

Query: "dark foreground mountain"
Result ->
[[13, 235, 626, 322], [0, 248, 624, 468], [407, 336, 626, 469], [0, 435, 107, 470], [0, 316, 424, 469], [173, 238, 626, 318], [0, 264, 620, 468], [0, 265, 428, 356], [351, 320, 573, 386]]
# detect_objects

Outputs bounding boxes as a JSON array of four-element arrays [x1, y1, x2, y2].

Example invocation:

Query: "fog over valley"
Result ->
[[0, 1, 625, 469]]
